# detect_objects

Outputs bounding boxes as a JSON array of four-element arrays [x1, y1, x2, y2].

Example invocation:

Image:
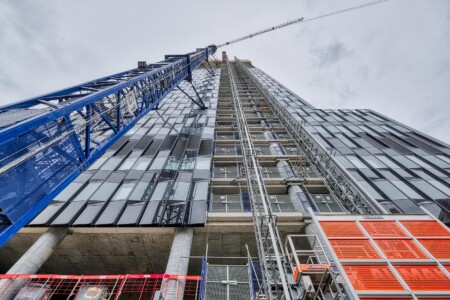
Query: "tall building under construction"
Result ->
[[0, 49, 449, 299]]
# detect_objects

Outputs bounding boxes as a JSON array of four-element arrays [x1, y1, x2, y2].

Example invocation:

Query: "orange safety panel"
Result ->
[[343, 265, 404, 291], [418, 239, 450, 259], [400, 221, 450, 237], [319, 221, 365, 238], [395, 265, 450, 291], [375, 239, 428, 260], [360, 221, 407, 238], [329, 239, 380, 260]]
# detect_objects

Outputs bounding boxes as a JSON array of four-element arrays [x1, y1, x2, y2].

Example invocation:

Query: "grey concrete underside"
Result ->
[[0, 213, 305, 275]]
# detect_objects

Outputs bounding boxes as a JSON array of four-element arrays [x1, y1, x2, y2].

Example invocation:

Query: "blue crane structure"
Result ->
[[0, 45, 217, 247]]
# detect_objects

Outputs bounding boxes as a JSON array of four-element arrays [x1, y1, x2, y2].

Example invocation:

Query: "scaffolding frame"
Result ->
[[225, 59, 292, 300], [234, 57, 384, 215]]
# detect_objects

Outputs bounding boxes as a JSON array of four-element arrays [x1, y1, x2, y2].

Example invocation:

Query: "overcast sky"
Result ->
[[0, 0, 449, 143]]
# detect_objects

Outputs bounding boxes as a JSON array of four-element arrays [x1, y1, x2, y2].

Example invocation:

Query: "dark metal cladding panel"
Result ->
[[94, 200, 127, 226], [134, 135, 154, 150], [144, 139, 163, 156], [124, 170, 145, 181], [380, 134, 413, 155], [170, 139, 188, 157], [159, 135, 178, 151], [50, 201, 87, 226], [198, 140, 213, 156], [106, 172, 126, 183], [90, 170, 112, 182], [74, 172, 93, 184], [186, 134, 201, 150], [139, 201, 160, 225], [72, 202, 106, 226], [193, 169, 211, 180], [405, 136, 443, 154], [116, 140, 139, 156], [116, 202, 146, 225], [107, 135, 130, 152], [188, 200, 207, 225], [29, 203, 65, 226]]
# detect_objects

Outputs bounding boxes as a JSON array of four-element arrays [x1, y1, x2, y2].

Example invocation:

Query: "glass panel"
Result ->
[[346, 156, 367, 169], [358, 181, 384, 200], [361, 156, 386, 169], [118, 157, 138, 171], [73, 182, 102, 201], [373, 180, 407, 200], [90, 182, 120, 201], [391, 156, 419, 168], [112, 182, 136, 200], [390, 181, 423, 199], [133, 157, 153, 171], [410, 180, 448, 199]]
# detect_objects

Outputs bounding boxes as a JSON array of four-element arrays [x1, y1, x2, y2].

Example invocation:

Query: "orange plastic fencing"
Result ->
[[360, 221, 407, 238], [375, 239, 428, 260], [319, 221, 365, 238], [329, 239, 380, 260], [342, 265, 404, 291], [395, 266, 450, 291], [418, 239, 450, 259], [400, 221, 450, 237]]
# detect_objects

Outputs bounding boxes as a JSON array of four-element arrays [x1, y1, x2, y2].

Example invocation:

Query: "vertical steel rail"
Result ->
[[225, 59, 291, 300]]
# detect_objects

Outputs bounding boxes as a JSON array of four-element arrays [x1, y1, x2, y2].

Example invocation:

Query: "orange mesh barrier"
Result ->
[[360, 221, 407, 238], [418, 239, 450, 259], [395, 266, 450, 291], [320, 221, 365, 238], [343, 265, 404, 291], [329, 239, 380, 260], [400, 221, 450, 237], [375, 239, 428, 260]]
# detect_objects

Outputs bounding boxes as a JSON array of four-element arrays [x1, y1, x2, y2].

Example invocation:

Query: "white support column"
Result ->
[[161, 227, 194, 300], [0, 227, 68, 300]]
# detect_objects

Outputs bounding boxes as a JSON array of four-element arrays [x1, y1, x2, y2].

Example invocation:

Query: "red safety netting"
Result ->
[[375, 239, 428, 260], [0, 273, 201, 300], [400, 221, 450, 237], [418, 239, 450, 259], [342, 265, 404, 291], [394, 265, 450, 291], [329, 239, 380, 260], [360, 221, 407, 238], [319, 221, 365, 238]]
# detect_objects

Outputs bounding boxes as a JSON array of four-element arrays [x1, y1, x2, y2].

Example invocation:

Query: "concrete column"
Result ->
[[161, 227, 194, 300], [0, 227, 68, 300]]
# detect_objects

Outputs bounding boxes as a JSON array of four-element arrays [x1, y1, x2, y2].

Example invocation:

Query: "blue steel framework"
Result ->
[[0, 45, 217, 247]]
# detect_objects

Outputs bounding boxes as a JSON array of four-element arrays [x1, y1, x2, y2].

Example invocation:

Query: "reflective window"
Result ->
[[373, 180, 407, 200], [73, 182, 102, 201], [410, 180, 448, 200], [112, 182, 136, 200]]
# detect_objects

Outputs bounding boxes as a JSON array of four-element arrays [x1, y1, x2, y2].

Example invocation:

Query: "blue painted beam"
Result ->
[[0, 45, 217, 247]]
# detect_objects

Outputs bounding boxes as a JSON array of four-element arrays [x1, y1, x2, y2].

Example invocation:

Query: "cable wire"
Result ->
[[216, 0, 391, 48]]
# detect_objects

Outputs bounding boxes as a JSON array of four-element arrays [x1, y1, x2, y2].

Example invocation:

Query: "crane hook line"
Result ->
[[216, 0, 392, 48]]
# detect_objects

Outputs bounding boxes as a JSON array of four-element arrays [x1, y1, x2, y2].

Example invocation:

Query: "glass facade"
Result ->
[[30, 68, 220, 226], [251, 68, 450, 223]]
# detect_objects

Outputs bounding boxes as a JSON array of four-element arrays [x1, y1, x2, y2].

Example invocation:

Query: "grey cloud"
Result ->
[[312, 41, 351, 67]]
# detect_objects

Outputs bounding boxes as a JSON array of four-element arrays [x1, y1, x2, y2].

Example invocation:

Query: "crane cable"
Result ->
[[216, 0, 392, 48]]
